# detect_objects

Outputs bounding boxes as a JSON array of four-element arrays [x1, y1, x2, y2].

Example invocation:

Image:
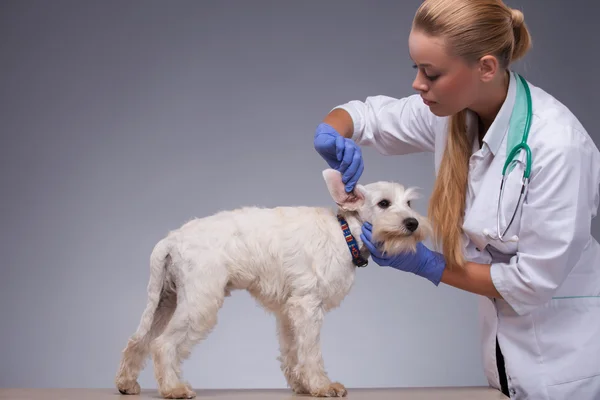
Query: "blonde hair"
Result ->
[[413, 0, 532, 270]]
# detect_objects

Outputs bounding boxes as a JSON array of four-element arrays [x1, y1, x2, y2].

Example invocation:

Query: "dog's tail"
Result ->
[[134, 237, 173, 338]]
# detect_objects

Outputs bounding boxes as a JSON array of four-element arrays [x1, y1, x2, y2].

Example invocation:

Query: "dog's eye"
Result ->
[[377, 199, 391, 209], [407, 200, 411, 207]]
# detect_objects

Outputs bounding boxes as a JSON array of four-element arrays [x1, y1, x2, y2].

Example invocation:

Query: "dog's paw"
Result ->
[[116, 379, 141, 395], [310, 382, 347, 397], [291, 383, 309, 395], [160, 384, 196, 399]]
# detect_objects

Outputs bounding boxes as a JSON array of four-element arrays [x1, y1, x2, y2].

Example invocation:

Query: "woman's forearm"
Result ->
[[440, 262, 503, 299], [322, 108, 354, 139]]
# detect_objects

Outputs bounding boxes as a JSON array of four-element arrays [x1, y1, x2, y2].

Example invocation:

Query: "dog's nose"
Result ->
[[403, 217, 419, 232]]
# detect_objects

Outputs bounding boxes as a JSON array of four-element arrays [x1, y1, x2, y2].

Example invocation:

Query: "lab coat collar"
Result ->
[[478, 70, 518, 156]]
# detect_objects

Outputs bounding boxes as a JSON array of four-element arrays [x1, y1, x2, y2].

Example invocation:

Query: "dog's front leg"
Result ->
[[287, 296, 347, 397], [276, 312, 308, 394]]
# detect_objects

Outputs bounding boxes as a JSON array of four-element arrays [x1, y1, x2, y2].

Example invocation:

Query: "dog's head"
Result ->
[[323, 168, 432, 255]]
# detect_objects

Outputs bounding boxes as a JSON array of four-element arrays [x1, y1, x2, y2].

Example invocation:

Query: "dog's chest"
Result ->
[[318, 267, 356, 310]]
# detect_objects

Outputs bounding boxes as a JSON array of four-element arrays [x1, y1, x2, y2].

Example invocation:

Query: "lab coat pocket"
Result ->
[[534, 297, 600, 396], [546, 374, 600, 400]]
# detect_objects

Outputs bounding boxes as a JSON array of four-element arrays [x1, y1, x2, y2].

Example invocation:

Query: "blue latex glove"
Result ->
[[360, 222, 446, 286], [314, 122, 364, 193]]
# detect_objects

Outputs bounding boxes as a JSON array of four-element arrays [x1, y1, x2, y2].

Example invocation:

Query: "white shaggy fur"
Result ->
[[115, 169, 432, 399]]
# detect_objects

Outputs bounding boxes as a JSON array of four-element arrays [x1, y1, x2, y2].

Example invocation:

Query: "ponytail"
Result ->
[[428, 110, 471, 270]]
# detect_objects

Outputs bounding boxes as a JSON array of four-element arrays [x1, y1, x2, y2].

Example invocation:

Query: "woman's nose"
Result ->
[[412, 74, 429, 93]]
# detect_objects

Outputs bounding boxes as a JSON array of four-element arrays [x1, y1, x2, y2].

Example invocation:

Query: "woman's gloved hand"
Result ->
[[360, 222, 446, 286], [314, 122, 364, 193]]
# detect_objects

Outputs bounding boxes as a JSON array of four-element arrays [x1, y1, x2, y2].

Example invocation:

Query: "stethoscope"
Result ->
[[490, 73, 533, 242]]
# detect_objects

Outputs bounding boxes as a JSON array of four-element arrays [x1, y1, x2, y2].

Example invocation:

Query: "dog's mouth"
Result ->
[[373, 227, 415, 240]]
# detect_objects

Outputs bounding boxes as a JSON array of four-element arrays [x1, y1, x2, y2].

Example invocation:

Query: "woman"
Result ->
[[313, 1, 600, 399]]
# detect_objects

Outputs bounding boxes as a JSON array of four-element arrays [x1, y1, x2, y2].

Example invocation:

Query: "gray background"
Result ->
[[1, 0, 598, 391]]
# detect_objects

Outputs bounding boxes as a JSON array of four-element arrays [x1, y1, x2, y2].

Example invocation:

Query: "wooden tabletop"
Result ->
[[0, 387, 508, 400]]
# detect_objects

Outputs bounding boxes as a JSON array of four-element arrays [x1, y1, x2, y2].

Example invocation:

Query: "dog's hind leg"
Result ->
[[151, 264, 227, 399], [287, 296, 347, 397], [116, 240, 174, 395], [116, 286, 177, 394]]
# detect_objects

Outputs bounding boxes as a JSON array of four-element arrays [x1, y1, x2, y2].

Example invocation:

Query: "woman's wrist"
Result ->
[[439, 261, 503, 299]]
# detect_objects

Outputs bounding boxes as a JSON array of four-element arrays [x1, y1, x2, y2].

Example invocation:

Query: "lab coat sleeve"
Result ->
[[332, 93, 438, 155], [490, 126, 599, 316]]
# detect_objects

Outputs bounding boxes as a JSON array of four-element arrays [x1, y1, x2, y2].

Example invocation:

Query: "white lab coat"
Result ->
[[334, 71, 600, 399]]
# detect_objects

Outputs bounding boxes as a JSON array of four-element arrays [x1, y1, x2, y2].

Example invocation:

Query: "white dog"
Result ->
[[115, 169, 432, 399]]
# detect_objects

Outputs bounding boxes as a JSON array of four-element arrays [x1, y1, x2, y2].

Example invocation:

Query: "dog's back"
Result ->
[[158, 205, 349, 309]]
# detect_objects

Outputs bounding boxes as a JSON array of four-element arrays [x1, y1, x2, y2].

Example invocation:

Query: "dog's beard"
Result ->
[[371, 216, 433, 256]]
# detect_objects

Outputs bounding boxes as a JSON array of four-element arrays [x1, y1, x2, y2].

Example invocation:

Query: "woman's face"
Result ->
[[408, 28, 481, 117]]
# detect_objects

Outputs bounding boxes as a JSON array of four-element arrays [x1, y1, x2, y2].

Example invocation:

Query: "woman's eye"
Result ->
[[378, 199, 391, 208], [412, 64, 439, 81]]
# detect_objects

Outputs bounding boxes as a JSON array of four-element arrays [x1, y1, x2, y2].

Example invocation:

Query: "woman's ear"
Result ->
[[478, 54, 500, 83], [322, 169, 365, 211]]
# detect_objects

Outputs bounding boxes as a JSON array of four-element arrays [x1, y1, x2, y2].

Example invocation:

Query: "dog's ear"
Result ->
[[322, 169, 365, 211]]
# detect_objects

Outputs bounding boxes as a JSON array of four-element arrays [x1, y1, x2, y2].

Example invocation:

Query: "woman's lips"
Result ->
[[422, 97, 436, 106]]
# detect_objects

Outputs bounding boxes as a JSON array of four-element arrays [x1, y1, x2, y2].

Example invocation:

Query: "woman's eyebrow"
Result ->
[[408, 54, 438, 68], [412, 62, 434, 68]]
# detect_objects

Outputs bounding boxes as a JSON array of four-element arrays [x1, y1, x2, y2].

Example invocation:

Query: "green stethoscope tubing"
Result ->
[[502, 73, 533, 178], [496, 73, 533, 241]]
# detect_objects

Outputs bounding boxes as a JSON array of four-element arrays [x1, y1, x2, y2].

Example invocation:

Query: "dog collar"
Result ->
[[337, 215, 368, 268]]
